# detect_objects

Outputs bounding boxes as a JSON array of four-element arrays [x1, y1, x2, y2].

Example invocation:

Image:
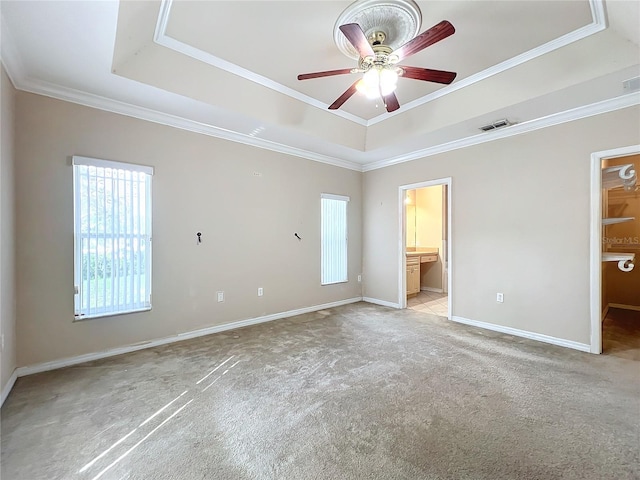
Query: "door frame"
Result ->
[[590, 144, 640, 354], [398, 177, 452, 318]]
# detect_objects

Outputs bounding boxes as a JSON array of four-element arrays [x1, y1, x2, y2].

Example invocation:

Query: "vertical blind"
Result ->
[[72, 156, 153, 318], [321, 194, 349, 285]]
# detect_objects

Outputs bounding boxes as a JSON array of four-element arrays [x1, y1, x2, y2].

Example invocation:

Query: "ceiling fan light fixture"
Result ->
[[357, 67, 399, 98], [356, 77, 380, 99], [379, 68, 399, 94], [298, 3, 456, 113]]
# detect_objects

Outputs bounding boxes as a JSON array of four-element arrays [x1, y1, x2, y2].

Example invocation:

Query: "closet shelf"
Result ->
[[602, 252, 635, 272], [602, 217, 635, 225], [602, 164, 637, 191]]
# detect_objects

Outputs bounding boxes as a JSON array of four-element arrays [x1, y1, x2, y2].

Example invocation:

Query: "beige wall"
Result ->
[[405, 189, 416, 248], [1, 66, 17, 393], [363, 107, 640, 345], [15, 92, 362, 367], [416, 186, 443, 290], [604, 155, 640, 308], [7, 86, 640, 370]]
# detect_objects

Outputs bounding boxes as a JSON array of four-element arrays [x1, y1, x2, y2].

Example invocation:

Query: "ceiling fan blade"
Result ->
[[400, 66, 457, 84], [393, 20, 455, 61], [297, 68, 354, 81], [328, 80, 360, 110], [383, 92, 400, 112], [339, 23, 375, 58]]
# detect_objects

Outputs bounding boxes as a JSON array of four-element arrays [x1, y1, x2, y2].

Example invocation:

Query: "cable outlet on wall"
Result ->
[[496, 293, 504, 303], [258, 287, 263, 297], [217, 291, 224, 302], [357, 274, 362, 282]]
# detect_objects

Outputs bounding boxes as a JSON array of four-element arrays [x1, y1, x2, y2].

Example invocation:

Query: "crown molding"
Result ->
[[154, 0, 607, 127], [13, 76, 363, 172], [367, 0, 607, 124], [153, 0, 368, 127], [2, 0, 634, 176], [589, 0, 607, 26], [1, 3, 363, 172], [362, 93, 640, 172], [6, 73, 638, 175]]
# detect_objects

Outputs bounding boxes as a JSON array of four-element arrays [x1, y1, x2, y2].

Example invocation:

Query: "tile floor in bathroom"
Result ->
[[407, 291, 448, 317]]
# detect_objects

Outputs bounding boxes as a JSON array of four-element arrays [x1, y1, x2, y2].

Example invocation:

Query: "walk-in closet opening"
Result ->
[[600, 153, 640, 359]]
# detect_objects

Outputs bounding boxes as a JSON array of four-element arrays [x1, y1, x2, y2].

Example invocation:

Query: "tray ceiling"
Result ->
[[1, 0, 639, 170], [160, 0, 591, 121]]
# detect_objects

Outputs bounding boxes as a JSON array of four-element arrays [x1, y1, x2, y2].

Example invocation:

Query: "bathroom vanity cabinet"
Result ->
[[406, 256, 421, 296], [406, 250, 438, 297]]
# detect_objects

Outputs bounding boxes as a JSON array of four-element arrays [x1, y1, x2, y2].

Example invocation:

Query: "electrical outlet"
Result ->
[[217, 291, 224, 302], [496, 293, 504, 303], [357, 274, 362, 282], [258, 287, 263, 297]]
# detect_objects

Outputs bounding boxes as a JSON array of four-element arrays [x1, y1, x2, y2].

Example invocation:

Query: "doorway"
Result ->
[[600, 153, 640, 357], [591, 146, 640, 354], [399, 178, 452, 319]]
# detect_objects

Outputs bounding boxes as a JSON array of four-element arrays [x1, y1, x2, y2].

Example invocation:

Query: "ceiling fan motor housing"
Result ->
[[334, 0, 422, 60], [368, 30, 387, 46], [359, 44, 400, 76]]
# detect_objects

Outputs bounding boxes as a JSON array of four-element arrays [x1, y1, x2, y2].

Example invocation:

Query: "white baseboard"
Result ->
[[362, 297, 401, 309], [451, 316, 591, 353], [421, 287, 444, 293], [608, 303, 640, 312], [15, 297, 363, 377], [1, 369, 18, 407]]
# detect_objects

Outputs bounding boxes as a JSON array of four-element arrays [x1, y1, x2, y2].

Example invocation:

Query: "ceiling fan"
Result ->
[[297, 20, 457, 113]]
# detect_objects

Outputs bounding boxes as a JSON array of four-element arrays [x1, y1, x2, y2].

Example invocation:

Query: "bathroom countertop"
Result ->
[[406, 248, 438, 257]]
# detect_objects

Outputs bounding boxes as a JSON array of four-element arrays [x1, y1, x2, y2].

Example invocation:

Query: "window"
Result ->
[[73, 156, 153, 319], [321, 193, 349, 285]]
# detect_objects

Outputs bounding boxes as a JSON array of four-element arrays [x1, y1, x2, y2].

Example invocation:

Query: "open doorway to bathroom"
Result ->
[[400, 179, 451, 319]]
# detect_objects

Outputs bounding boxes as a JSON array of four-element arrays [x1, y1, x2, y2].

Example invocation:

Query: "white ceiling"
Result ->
[[1, 0, 639, 171]]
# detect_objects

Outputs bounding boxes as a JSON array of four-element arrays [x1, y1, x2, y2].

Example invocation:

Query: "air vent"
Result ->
[[479, 119, 512, 132], [623, 76, 640, 94]]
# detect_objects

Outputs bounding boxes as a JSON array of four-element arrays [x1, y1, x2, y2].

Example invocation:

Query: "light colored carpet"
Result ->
[[2, 302, 639, 480]]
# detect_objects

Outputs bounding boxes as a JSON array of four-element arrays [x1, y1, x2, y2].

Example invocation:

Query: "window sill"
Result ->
[[73, 306, 152, 322]]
